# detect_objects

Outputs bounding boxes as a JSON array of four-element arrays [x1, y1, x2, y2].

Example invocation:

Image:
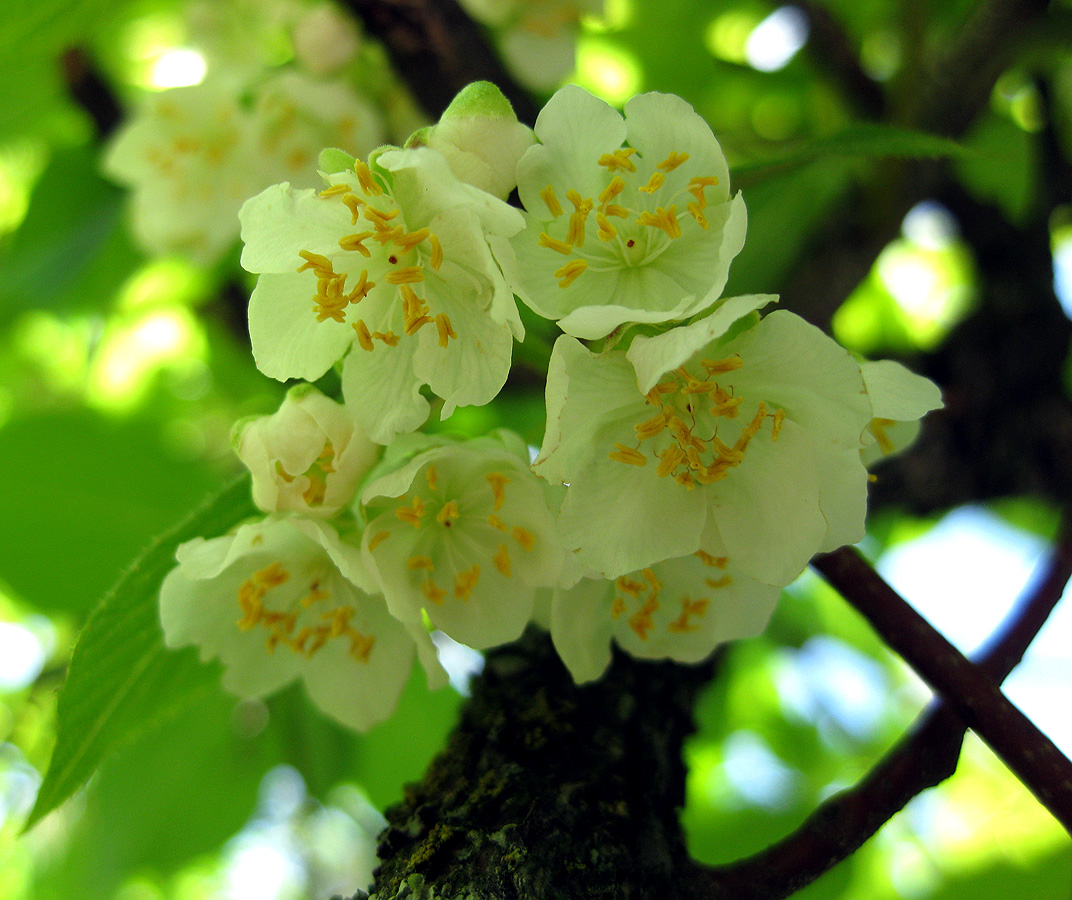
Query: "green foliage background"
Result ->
[[0, 0, 1069, 897]]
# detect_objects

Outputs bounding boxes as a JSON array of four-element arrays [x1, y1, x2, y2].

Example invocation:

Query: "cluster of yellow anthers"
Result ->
[[297, 160, 455, 350], [610, 550, 729, 640], [609, 356, 786, 490], [273, 440, 335, 507], [236, 561, 376, 663], [367, 465, 537, 606], [536, 148, 720, 288]]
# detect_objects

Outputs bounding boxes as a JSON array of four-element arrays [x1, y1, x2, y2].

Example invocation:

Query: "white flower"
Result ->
[[860, 359, 943, 466], [292, 3, 362, 76], [360, 432, 562, 649], [240, 146, 525, 443], [233, 383, 380, 517], [408, 81, 535, 200], [535, 296, 874, 582], [160, 515, 445, 732], [551, 546, 781, 683], [509, 86, 747, 339]]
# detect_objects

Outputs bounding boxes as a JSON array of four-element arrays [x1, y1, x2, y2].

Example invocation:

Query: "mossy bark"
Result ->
[[368, 628, 717, 900]]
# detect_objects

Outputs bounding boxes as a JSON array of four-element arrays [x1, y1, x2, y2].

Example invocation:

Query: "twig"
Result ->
[[685, 520, 1072, 900], [61, 47, 122, 138], [812, 544, 1072, 832]]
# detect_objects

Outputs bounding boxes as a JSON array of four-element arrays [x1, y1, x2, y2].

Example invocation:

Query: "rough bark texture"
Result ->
[[368, 629, 717, 900]]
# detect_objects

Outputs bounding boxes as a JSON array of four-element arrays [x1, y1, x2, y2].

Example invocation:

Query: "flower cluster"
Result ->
[[161, 82, 941, 728]]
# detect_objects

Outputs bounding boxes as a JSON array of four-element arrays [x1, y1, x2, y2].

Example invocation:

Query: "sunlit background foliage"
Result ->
[[0, 0, 1070, 897]]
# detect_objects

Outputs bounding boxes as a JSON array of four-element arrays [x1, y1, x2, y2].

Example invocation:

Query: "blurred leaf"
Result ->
[[0, 145, 141, 325], [0, 410, 224, 615], [26, 472, 256, 829], [956, 112, 1038, 223]]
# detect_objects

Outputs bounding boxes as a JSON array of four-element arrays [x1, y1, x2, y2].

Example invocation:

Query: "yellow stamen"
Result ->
[[705, 575, 732, 588], [339, 231, 374, 256], [639, 172, 666, 194], [435, 313, 457, 348], [422, 578, 446, 605], [454, 564, 480, 600], [541, 184, 564, 218], [512, 527, 535, 551], [395, 227, 430, 250], [364, 205, 400, 225], [407, 555, 435, 571], [395, 495, 426, 527], [656, 443, 685, 478], [554, 258, 588, 288], [429, 233, 443, 270], [436, 500, 460, 525], [599, 176, 626, 206], [635, 409, 670, 440], [372, 330, 400, 346], [610, 443, 647, 466], [871, 418, 896, 454], [342, 193, 364, 224], [354, 159, 383, 195], [386, 266, 425, 285], [426, 465, 438, 492], [688, 176, 719, 209], [494, 544, 512, 577], [486, 472, 510, 510], [611, 596, 627, 618], [696, 550, 728, 568], [602, 203, 629, 218], [616, 576, 644, 598], [368, 530, 391, 551], [297, 250, 333, 274], [487, 513, 508, 532], [668, 596, 709, 634], [701, 356, 743, 374], [353, 319, 375, 351], [319, 183, 350, 198], [597, 148, 637, 173], [596, 212, 617, 241], [734, 402, 768, 454], [637, 206, 681, 239], [771, 408, 786, 442], [349, 631, 375, 663], [538, 232, 574, 255], [657, 151, 690, 172], [348, 269, 375, 304], [687, 201, 708, 230]]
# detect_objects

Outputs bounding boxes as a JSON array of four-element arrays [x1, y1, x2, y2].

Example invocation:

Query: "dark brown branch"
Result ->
[[340, 0, 540, 125], [812, 545, 1072, 832], [61, 47, 123, 139], [687, 520, 1072, 899]]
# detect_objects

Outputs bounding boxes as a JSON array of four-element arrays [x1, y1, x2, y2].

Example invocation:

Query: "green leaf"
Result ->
[[26, 472, 257, 829], [731, 124, 969, 186]]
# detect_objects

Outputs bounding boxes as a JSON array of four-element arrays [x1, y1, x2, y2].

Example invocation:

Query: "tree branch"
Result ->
[[686, 519, 1072, 900], [811, 544, 1072, 832]]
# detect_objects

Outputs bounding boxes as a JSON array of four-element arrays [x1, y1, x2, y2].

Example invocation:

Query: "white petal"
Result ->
[[240, 183, 350, 274], [861, 359, 943, 422], [340, 338, 430, 444], [550, 578, 615, 683]]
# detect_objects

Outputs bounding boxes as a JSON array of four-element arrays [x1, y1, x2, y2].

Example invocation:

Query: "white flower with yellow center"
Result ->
[[233, 383, 380, 518], [860, 359, 943, 466], [551, 545, 781, 683], [508, 85, 747, 340], [536, 295, 874, 582], [360, 432, 563, 650], [240, 147, 525, 443], [160, 515, 445, 732]]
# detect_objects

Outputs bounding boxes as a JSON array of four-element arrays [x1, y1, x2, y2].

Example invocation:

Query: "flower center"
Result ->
[[296, 159, 453, 351], [535, 149, 719, 290], [235, 561, 375, 662], [274, 439, 335, 506], [608, 356, 786, 490]]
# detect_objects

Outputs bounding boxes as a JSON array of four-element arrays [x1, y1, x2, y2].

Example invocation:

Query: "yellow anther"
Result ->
[[636, 409, 671, 441], [696, 550, 728, 568], [422, 578, 446, 605], [599, 176, 626, 206], [541, 184, 564, 218], [324, 605, 355, 638], [354, 159, 383, 195], [566, 205, 591, 247], [353, 319, 375, 351], [554, 258, 588, 288], [436, 500, 460, 525], [339, 231, 374, 256], [871, 418, 896, 454], [688, 176, 719, 209], [705, 575, 732, 589], [734, 402, 768, 454], [349, 631, 375, 662], [602, 203, 629, 218], [319, 182, 351, 198], [494, 543, 512, 577], [681, 379, 717, 395], [701, 356, 743, 374], [687, 201, 709, 230], [674, 470, 696, 489], [435, 313, 457, 348], [628, 605, 656, 640], [637, 206, 681, 239], [401, 284, 432, 335], [486, 472, 510, 510], [297, 250, 333, 274], [596, 212, 617, 242], [713, 435, 745, 466], [639, 172, 666, 194], [641, 567, 662, 597], [609, 443, 648, 466], [302, 473, 327, 506], [364, 205, 400, 225], [616, 576, 644, 598], [668, 596, 709, 634], [657, 151, 690, 172], [373, 225, 405, 245], [386, 266, 425, 285], [771, 408, 786, 442], [407, 555, 435, 571], [611, 596, 627, 618], [305, 627, 330, 656], [301, 583, 330, 607], [257, 562, 290, 588], [342, 193, 364, 224], [708, 396, 744, 418], [597, 148, 637, 173], [487, 513, 508, 532], [395, 495, 427, 527], [512, 526, 536, 551], [372, 330, 400, 346], [395, 227, 430, 250], [426, 465, 438, 492], [368, 529, 391, 551], [656, 444, 685, 478], [538, 232, 574, 255], [429, 233, 443, 270], [454, 564, 481, 600]]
